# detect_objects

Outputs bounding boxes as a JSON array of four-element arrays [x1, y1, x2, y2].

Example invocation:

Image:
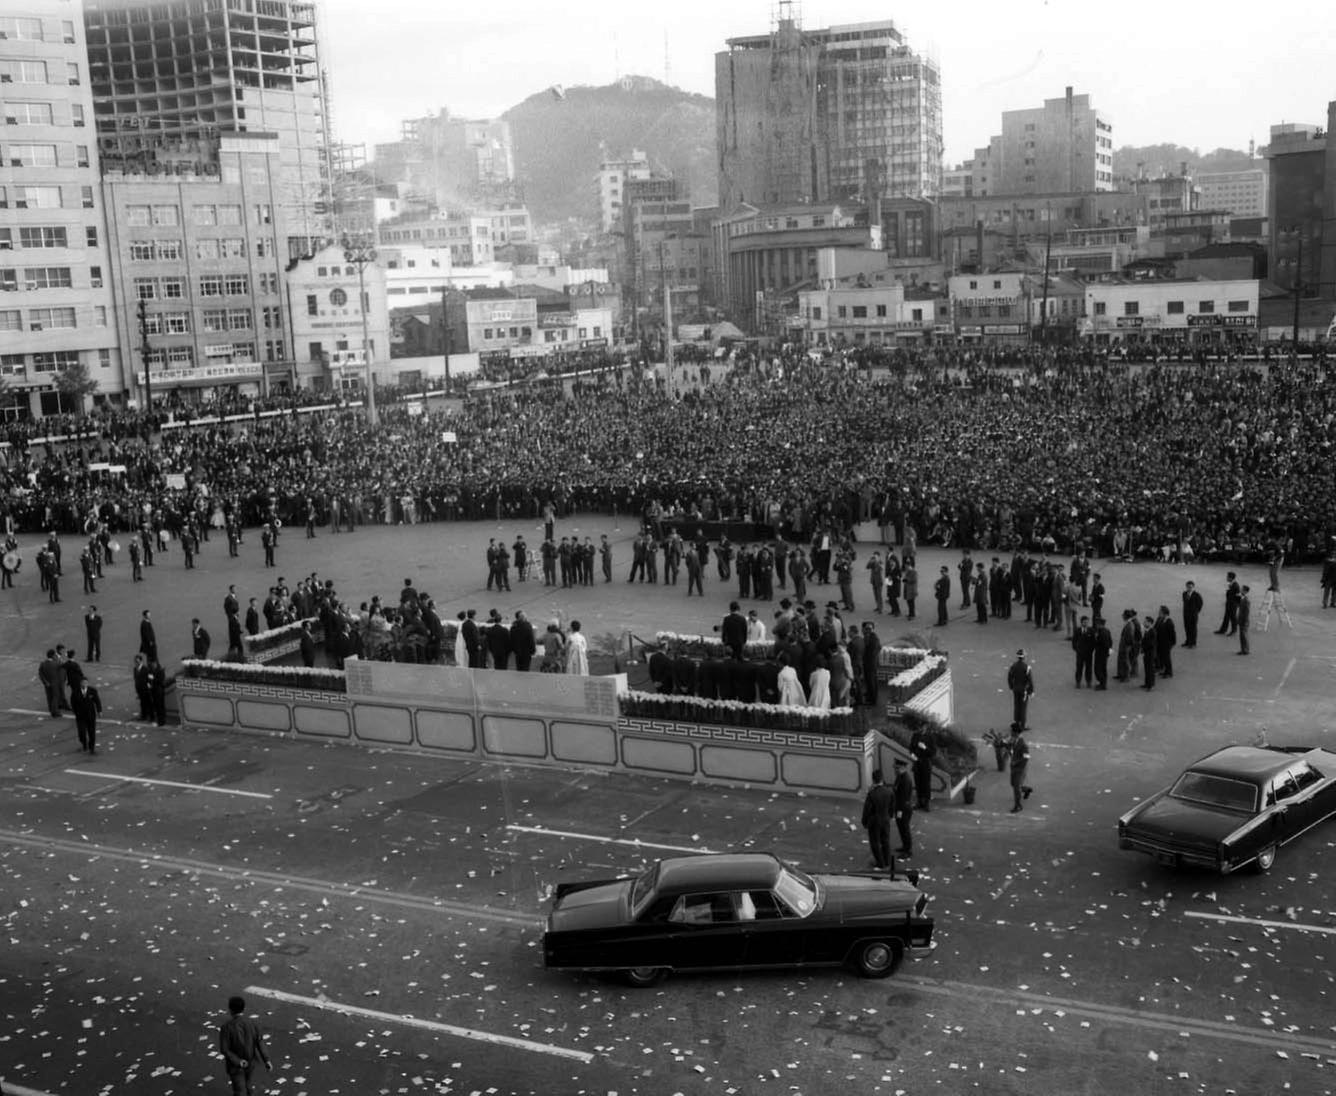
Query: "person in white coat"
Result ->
[[807, 658, 832, 710], [565, 619, 590, 675], [777, 654, 806, 707], [453, 611, 468, 667]]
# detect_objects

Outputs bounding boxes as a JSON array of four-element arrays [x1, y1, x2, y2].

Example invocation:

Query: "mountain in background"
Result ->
[[503, 76, 717, 227], [1111, 143, 1263, 181]]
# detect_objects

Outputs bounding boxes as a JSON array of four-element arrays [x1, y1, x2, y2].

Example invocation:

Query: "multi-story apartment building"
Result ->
[[970, 88, 1113, 197], [83, 0, 331, 259], [1, 2, 121, 421], [1196, 166, 1268, 219], [1266, 114, 1336, 300], [716, 16, 943, 211], [101, 133, 290, 404], [597, 148, 651, 233]]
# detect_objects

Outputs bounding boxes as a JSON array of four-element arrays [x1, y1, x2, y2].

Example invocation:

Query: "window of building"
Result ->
[[130, 241, 154, 262], [6, 101, 54, 125], [998, 304, 1011, 318], [66, 62, 79, 86], [126, 205, 151, 227], [221, 238, 244, 259], [224, 274, 248, 296], [151, 205, 179, 226], [1198, 300, 1215, 314], [227, 308, 251, 330], [1094, 301, 1107, 316], [306, 293, 318, 316], [199, 275, 224, 297], [1227, 300, 1249, 313], [7, 142, 58, 167], [308, 341, 323, 361], [852, 305, 867, 319], [969, 280, 978, 290], [993, 279, 1002, 289], [24, 266, 72, 289], [34, 349, 79, 372], [94, 305, 106, 326], [193, 205, 217, 226], [75, 145, 88, 168], [979, 305, 993, 318], [811, 306, 822, 320], [80, 186, 93, 209], [876, 304, 888, 317], [133, 277, 156, 300], [911, 308, 923, 322], [0, 353, 25, 374], [262, 305, 281, 329], [258, 273, 277, 294], [0, 308, 18, 330], [160, 276, 183, 298], [256, 238, 273, 258], [167, 346, 193, 365], [253, 204, 271, 225], [0, 16, 45, 40], [89, 265, 101, 288], [837, 306, 847, 318], [0, 59, 49, 84], [265, 339, 283, 361], [70, 102, 83, 127], [218, 205, 242, 226], [164, 312, 190, 334], [85, 226, 97, 248], [157, 239, 182, 260], [193, 240, 220, 261], [1124, 301, 1139, 316], [19, 226, 67, 249], [483, 328, 493, 340], [202, 310, 227, 332], [29, 306, 76, 329], [1167, 300, 1184, 314], [316, 266, 327, 277]]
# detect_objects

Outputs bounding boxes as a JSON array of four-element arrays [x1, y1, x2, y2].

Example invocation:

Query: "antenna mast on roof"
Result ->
[[774, 0, 802, 31]]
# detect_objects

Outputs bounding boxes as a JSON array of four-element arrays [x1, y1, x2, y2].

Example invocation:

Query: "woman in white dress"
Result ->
[[776, 655, 807, 708], [807, 655, 832, 710], [565, 620, 590, 676]]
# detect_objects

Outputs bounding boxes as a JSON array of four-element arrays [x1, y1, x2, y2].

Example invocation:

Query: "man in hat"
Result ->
[[71, 676, 103, 754], [1007, 649, 1033, 729], [934, 566, 951, 626], [486, 610, 511, 669]]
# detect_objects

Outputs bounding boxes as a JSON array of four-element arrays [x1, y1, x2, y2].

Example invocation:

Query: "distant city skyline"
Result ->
[[321, 0, 1331, 167]]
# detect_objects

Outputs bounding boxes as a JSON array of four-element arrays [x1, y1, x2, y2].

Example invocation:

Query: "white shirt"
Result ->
[[746, 617, 768, 643]]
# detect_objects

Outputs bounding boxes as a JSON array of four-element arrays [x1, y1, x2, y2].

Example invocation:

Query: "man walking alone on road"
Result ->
[[219, 994, 272, 1096], [861, 768, 896, 872], [71, 677, 102, 755], [1007, 649, 1034, 729]]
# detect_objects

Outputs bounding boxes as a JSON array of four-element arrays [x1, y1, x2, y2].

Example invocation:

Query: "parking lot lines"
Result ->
[[62, 768, 274, 799], [506, 823, 719, 854]]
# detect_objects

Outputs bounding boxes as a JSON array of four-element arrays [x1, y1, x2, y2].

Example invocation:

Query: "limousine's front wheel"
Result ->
[[1253, 845, 1277, 874], [624, 966, 667, 988], [852, 939, 903, 979]]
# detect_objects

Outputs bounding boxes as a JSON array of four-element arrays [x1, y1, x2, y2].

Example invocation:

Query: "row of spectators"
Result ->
[[2, 349, 1333, 561]]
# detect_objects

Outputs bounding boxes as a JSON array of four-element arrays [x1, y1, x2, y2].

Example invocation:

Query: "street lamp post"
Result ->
[[342, 233, 378, 425], [136, 297, 153, 411]]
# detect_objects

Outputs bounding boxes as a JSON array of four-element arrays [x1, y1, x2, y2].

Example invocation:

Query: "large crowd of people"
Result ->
[[2, 348, 1334, 565]]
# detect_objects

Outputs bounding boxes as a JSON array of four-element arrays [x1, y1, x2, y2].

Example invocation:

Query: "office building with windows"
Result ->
[[83, 0, 331, 259], [0, 1, 121, 420], [101, 132, 290, 403], [716, 15, 942, 211], [286, 241, 388, 392], [970, 88, 1113, 197]]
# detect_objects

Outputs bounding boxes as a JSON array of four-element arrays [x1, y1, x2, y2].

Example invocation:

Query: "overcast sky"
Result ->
[[320, 0, 1335, 165]]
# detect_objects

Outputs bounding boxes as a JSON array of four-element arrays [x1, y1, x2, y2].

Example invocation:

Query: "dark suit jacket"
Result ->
[[140, 620, 157, 657], [193, 628, 211, 658], [509, 619, 536, 661], [71, 685, 102, 722], [721, 611, 748, 652]]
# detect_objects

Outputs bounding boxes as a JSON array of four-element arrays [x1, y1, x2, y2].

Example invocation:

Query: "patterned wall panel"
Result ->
[[550, 721, 618, 766], [414, 709, 477, 752]]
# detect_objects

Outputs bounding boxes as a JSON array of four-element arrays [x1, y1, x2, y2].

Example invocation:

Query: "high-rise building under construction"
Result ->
[[715, 10, 942, 211]]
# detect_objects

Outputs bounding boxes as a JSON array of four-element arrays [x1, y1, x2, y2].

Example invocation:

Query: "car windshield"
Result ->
[[630, 862, 660, 919], [773, 865, 818, 917], [1170, 771, 1258, 813]]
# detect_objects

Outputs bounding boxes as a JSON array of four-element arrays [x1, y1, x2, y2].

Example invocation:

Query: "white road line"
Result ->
[[1274, 656, 1297, 697], [0, 1081, 61, 1096], [1185, 910, 1336, 937], [0, 828, 540, 929], [243, 986, 594, 1064], [1028, 741, 1088, 750], [506, 823, 718, 854], [903, 976, 1336, 1057], [6, 707, 135, 726], [62, 769, 273, 799]]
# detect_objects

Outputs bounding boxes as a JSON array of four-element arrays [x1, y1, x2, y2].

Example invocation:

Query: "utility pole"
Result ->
[[1039, 227, 1053, 344], [1292, 231, 1303, 350], [137, 297, 153, 411], [661, 237, 675, 397], [440, 284, 451, 388]]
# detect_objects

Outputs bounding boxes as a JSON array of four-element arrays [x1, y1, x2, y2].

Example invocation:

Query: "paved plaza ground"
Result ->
[[2, 515, 1334, 1094]]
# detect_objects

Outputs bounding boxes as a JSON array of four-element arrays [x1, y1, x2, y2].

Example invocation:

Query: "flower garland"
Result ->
[[620, 688, 857, 735], [180, 658, 347, 693]]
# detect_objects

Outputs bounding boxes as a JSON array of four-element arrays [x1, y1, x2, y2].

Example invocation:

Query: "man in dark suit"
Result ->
[[1007, 649, 1033, 728], [1216, 572, 1241, 635], [1181, 581, 1203, 647], [245, 597, 260, 636], [227, 612, 244, 661], [462, 609, 483, 668], [861, 768, 896, 871], [71, 678, 103, 754], [191, 619, 211, 660], [860, 622, 881, 707], [147, 659, 167, 725], [84, 606, 103, 663], [1155, 605, 1178, 677], [721, 601, 748, 660], [139, 610, 158, 662], [39, 649, 62, 717], [223, 584, 240, 620], [908, 727, 935, 811], [486, 613, 511, 670], [1072, 615, 1095, 688], [299, 621, 316, 667], [1140, 616, 1158, 689], [509, 611, 536, 672], [1092, 616, 1113, 690], [892, 758, 916, 856], [934, 566, 951, 625], [133, 653, 152, 720]]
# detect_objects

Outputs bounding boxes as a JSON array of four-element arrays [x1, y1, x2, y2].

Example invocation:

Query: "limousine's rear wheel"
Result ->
[[852, 939, 903, 979], [624, 966, 667, 988], [1254, 845, 1277, 874]]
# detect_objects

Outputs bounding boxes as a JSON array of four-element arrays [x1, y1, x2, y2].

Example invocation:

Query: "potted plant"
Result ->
[[982, 727, 1010, 772]]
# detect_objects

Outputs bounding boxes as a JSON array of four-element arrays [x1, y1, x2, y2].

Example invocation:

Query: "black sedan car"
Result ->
[[1118, 745, 1336, 874], [543, 852, 935, 986]]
